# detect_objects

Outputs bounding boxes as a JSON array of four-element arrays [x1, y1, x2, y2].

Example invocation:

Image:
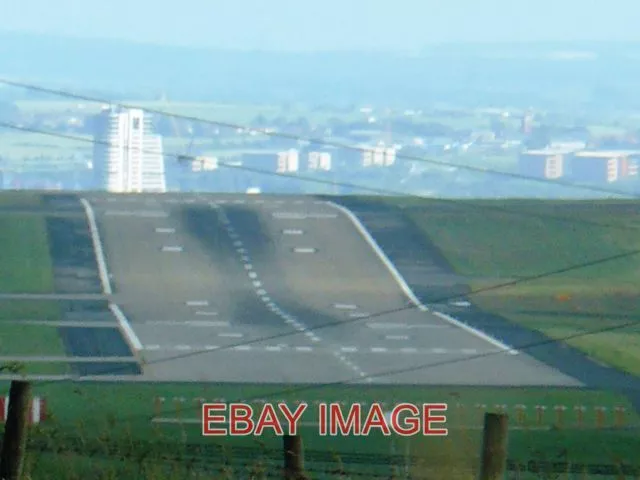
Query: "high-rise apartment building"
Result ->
[[93, 107, 166, 193]]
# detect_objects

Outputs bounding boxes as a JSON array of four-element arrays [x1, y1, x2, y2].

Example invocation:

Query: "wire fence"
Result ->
[[16, 416, 640, 480]]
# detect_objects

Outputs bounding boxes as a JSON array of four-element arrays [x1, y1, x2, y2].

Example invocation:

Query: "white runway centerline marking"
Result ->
[[400, 347, 418, 353], [272, 212, 307, 220], [283, 229, 304, 235], [218, 333, 243, 338], [161, 246, 183, 252], [195, 311, 218, 316], [186, 300, 209, 307], [385, 335, 409, 340], [155, 228, 175, 233], [293, 247, 317, 253], [334, 304, 358, 310], [248, 272, 257, 279]]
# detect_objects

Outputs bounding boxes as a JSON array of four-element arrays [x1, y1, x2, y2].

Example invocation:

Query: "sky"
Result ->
[[2, 0, 640, 52]]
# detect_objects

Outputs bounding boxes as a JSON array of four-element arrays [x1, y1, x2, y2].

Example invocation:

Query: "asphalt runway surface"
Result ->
[[84, 192, 581, 385]]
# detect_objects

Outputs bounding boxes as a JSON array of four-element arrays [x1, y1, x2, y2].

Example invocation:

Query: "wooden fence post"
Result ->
[[0, 380, 32, 480], [479, 412, 509, 480], [283, 434, 307, 480]]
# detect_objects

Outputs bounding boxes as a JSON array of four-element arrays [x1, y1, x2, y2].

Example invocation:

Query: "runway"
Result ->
[[85, 193, 582, 386]]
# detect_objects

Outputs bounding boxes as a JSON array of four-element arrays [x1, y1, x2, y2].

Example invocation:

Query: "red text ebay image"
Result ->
[[202, 402, 448, 436]]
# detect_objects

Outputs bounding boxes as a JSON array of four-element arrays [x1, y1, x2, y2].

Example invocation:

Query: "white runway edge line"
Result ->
[[109, 303, 143, 351], [80, 198, 112, 295], [325, 201, 519, 355]]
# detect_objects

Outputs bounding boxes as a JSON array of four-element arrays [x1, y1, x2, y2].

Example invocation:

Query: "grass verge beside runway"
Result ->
[[5, 383, 638, 452], [0, 191, 43, 207], [384, 198, 640, 377], [0, 214, 55, 293], [0, 300, 62, 321], [0, 324, 66, 355]]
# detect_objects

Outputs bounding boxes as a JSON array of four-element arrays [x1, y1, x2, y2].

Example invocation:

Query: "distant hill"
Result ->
[[1, 31, 640, 107]]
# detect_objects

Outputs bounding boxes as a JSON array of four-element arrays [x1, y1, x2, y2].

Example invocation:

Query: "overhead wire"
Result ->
[[0, 82, 639, 426], [0, 76, 638, 200], [0, 117, 638, 389], [0, 119, 637, 388], [2, 120, 640, 237]]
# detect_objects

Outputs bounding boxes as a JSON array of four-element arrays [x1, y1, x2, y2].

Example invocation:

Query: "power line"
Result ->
[[0, 77, 637, 199], [0, 97, 638, 420], [73, 247, 640, 425], [0, 119, 638, 417], [2, 120, 640, 235]]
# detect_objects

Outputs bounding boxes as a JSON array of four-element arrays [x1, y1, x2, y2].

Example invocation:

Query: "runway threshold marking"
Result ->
[[139, 345, 494, 355], [141, 320, 228, 327], [367, 322, 450, 330]]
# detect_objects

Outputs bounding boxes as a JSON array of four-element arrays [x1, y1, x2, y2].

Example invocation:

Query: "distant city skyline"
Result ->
[[3, 0, 640, 52]]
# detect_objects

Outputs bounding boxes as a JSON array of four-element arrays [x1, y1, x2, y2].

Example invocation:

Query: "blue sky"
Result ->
[[3, 0, 640, 51]]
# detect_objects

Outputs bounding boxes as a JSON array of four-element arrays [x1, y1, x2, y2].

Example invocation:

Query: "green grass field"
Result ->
[[0, 214, 55, 293], [0, 324, 66, 356], [5, 382, 638, 479], [0, 300, 63, 321], [380, 198, 640, 376], [1, 192, 640, 478], [0, 204, 67, 370]]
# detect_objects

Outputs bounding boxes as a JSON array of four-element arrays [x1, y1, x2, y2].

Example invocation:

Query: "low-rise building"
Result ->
[[307, 151, 332, 171], [569, 150, 639, 183], [277, 149, 299, 173], [518, 146, 581, 179]]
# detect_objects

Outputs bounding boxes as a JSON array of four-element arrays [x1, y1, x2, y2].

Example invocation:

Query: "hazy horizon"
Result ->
[[4, 0, 640, 52]]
